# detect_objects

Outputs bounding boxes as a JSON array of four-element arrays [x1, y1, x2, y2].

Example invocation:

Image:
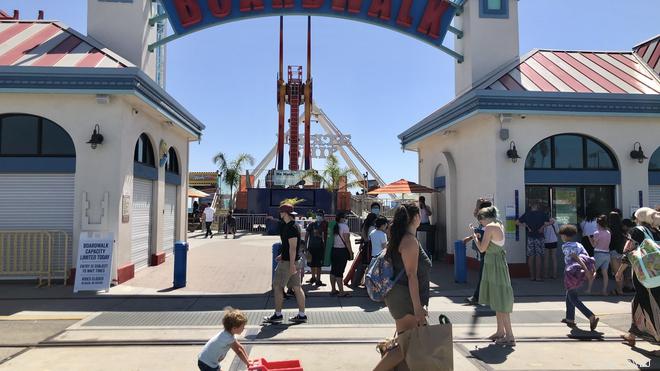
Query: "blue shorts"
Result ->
[[594, 251, 610, 270], [198, 360, 219, 371], [526, 237, 545, 257]]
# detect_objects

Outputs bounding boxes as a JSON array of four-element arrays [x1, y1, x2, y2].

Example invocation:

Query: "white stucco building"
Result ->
[[0, 1, 203, 284], [399, 0, 660, 275]]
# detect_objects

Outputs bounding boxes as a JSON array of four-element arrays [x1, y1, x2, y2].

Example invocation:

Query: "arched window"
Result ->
[[165, 147, 179, 174], [650, 147, 660, 171], [134, 133, 155, 167], [525, 134, 617, 170], [0, 114, 75, 156]]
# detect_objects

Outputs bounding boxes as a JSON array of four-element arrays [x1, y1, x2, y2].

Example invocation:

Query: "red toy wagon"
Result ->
[[248, 358, 303, 371]]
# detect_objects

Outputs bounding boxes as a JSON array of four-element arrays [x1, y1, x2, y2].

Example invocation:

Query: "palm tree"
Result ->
[[212, 152, 255, 210], [304, 154, 361, 213]]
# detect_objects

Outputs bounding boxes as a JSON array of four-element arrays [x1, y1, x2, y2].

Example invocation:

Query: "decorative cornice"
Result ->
[[0, 67, 204, 136], [399, 90, 660, 147]]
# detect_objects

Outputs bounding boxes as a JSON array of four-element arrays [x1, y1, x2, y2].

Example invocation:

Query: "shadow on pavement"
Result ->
[[628, 346, 660, 370], [249, 323, 301, 340], [567, 327, 605, 341], [469, 343, 515, 364], [465, 307, 496, 336]]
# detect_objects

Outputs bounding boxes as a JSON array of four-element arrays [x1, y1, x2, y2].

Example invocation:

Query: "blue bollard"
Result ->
[[173, 241, 189, 288], [454, 240, 467, 283], [272, 243, 282, 285]]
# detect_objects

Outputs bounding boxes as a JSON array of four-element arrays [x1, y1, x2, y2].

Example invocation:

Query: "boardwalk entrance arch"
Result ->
[[153, 0, 465, 60]]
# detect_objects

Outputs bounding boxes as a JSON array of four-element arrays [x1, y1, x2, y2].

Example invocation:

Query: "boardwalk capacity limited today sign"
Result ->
[[160, 0, 459, 49], [74, 233, 115, 293]]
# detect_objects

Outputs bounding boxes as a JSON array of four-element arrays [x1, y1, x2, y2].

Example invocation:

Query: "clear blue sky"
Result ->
[[5, 1, 660, 184]]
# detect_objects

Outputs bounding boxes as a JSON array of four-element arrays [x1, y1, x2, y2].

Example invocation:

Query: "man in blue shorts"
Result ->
[[517, 203, 551, 281]]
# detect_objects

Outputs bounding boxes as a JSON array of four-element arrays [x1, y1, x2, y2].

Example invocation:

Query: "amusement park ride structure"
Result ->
[[257, 16, 386, 190]]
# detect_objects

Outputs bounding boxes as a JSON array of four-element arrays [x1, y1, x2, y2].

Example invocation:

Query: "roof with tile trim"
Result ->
[[633, 35, 660, 77], [0, 20, 132, 68], [482, 49, 660, 94]]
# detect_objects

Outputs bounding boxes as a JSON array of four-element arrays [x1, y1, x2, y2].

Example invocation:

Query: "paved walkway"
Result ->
[[0, 232, 657, 370]]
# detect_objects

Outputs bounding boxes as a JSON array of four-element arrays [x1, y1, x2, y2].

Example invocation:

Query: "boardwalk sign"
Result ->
[[74, 233, 115, 293], [159, 0, 461, 49]]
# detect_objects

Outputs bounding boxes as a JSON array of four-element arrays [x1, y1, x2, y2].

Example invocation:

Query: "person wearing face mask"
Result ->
[[371, 203, 381, 215], [264, 204, 307, 324], [331, 212, 354, 297], [305, 209, 328, 287], [345, 202, 382, 288], [363, 202, 382, 238]]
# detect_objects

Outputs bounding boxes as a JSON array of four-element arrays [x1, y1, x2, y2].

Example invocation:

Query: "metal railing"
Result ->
[[215, 214, 269, 233], [347, 216, 363, 235], [0, 230, 70, 287]]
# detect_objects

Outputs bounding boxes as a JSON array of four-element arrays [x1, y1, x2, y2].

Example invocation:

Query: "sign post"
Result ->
[[73, 232, 114, 293]]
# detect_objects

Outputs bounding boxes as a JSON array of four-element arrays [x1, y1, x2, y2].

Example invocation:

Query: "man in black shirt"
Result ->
[[264, 203, 307, 324], [305, 209, 328, 287]]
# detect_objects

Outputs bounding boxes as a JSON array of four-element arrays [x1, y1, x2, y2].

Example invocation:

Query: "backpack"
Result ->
[[365, 250, 405, 302], [564, 254, 595, 290], [629, 227, 660, 288]]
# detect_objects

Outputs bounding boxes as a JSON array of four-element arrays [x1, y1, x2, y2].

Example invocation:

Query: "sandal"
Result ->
[[589, 317, 599, 331], [619, 333, 636, 346], [495, 337, 516, 346], [561, 319, 577, 328], [487, 334, 505, 341]]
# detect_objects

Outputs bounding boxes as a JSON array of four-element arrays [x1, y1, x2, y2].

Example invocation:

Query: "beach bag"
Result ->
[[629, 227, 660, 288], [365, 250, 405, 302], [398, 315, 453, 371], [564, 254, 595, 290]]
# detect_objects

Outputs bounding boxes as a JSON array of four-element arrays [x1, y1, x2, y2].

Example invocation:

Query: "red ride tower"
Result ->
[[286, 66, 303, 171], [276, 16, 313, 172]]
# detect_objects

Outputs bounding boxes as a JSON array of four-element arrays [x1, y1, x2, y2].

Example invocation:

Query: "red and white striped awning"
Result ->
[[634, 35, 660, 77], [0, 20, 130, 68], [485, 49, 660, 94]]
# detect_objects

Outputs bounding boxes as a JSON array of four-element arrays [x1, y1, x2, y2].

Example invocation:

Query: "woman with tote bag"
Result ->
[[616, 207, 660, 354], [374, 204, 454, 371]]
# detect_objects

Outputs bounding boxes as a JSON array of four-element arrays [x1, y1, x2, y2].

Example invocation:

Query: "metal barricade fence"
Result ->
[[0, 230, 71, 287], [215, 214, 268, 233], [347, 216, 363, 234]]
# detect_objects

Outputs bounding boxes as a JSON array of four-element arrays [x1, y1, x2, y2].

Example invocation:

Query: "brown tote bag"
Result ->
[[397, 315, 453, 371]]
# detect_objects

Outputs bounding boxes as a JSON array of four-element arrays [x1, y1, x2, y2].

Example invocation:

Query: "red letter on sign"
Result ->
[[303, 0, 324, 8], [367, 0, 391, 20], [331, 0, 362, 13], [273, 0, 295, 9], [208, 0, 231, 18], [417, 0, 449, 38], [396, 0, 413, 27], [174, 0, 202, 28], [240, 0, 265, 12]]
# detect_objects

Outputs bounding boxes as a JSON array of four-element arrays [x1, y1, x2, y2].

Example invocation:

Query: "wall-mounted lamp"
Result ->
[[630, 142, 647, 163], [506, 141, 521, 163], [86, 124, 104, 149]]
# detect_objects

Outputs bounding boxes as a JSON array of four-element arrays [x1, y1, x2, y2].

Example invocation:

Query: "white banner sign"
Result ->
[[74, 233, 114, 293], [273, 170, 305, 187]]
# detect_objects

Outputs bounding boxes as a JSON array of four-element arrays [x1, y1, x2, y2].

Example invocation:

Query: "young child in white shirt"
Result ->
[[198, 308, 251, 371]]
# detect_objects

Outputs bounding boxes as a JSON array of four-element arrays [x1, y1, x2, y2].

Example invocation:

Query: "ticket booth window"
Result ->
[[525, 134, 618, 225]]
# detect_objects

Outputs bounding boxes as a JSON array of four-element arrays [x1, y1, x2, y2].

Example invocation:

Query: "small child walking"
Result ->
[[198, 308, 251, 371], [559, 225, 600, 331], [586, 215, 611, 295]]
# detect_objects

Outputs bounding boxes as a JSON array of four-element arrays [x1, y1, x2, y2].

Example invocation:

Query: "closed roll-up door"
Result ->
[[650, 185, 660, 209], [131, 178, 153, 270], [0, 174, 74, 277], [163, 184, 177, 255]]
